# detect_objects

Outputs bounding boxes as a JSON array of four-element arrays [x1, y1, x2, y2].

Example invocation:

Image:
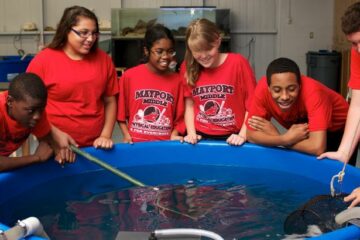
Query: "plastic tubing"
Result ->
[[0, 217, 49, 240], [336, 207, 360, 225], [154, 228, 224, 240], [70, 145, 146, 187]]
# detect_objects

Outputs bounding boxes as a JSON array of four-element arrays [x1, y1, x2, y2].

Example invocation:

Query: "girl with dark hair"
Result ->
[[27, 6, 118, 149], [182, 18, 256, 145], [117, 24, 184, 143]]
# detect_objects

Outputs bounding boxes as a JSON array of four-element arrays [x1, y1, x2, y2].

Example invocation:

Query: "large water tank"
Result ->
[[306, 50, 341, 92]]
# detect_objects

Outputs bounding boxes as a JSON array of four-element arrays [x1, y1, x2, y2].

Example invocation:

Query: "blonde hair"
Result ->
[[185, 18, 221, 86]]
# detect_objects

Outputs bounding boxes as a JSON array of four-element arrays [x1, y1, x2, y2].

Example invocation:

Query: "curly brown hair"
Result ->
[[341, 2, 360, 35]]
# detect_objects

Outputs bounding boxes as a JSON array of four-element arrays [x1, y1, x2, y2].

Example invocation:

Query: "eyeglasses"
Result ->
[[151, 49, 176, 57], [71, 28, 99, 39]]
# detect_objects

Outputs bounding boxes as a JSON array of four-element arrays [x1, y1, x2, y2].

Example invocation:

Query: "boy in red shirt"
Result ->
[[246, 58, 352, 162], [0, 73, 76, 171]]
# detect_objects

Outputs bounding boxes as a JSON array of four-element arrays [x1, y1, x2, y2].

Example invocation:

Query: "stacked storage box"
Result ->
[[0, 55, 34, 82]]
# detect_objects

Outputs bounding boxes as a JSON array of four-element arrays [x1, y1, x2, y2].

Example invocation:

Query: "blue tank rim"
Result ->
[[0, 141, 359, 239]]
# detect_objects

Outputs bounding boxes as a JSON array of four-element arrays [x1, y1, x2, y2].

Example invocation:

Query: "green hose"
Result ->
[[70, 145, 146, 187]]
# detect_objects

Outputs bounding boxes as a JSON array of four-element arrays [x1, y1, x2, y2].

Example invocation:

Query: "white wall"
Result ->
[[277, 0, 334, 74], [218, 0, 278, 79], [0, 0, 334, 79]]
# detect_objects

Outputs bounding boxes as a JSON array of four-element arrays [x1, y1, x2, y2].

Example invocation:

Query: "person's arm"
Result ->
[[344, 187, 360, 208], [93, 95, 117, 149], [0, 141, 53, 172], [248, 115, 325, 155], [118, 121, 133, 144], [247, 116, 280, 136], [318, 89, 360, 162], [290, 130, 326, 155], [170, 128, 184, 142], [183, 98, 201, 144], [172, 80, 185, 143], [247, 123, 309, 148], [226, 112, 248, 146], [45, 125, 77, 164]]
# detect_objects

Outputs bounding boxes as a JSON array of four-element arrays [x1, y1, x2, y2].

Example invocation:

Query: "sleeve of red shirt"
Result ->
[[117, 74, 128, 122], [104, 54, 119, 97], [179, 62, 193, 98], [305, 90, 332, 131], [26, 53, 45, 81], [238, 56, 257, 111], [173, 78, 186, 135], [26, 55, 56, 137], [349, 48, 360, 89], [31, 112, 51, 138], [246, 77, 271, 131]]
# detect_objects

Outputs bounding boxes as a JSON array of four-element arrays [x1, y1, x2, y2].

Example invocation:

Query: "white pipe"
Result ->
[[336, 207, 360, 225], [20, 217, 42, 237], [0, 225, 25, 240], [154, 228, 224, 240], [0, 217, 49, 240]]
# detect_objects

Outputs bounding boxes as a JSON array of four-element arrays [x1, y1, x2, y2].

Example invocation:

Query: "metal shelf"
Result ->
[[0, 31, 40, 36]]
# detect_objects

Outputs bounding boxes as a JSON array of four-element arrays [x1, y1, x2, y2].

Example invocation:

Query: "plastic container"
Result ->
[[306, 50, 341, 92], [0, 55, 34, 82]]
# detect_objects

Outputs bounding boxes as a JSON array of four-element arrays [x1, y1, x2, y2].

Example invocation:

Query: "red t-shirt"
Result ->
[[117, 64, 184, 142], [27, 48, 119, 147], [349, 48, 360, 89], [181, 53, 256, 136], [247, 76, 349, 132], [0, 92, 50, 156]]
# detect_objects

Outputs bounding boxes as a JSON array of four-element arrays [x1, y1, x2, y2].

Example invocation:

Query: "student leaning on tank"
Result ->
[[0, 73, 76, 172], [117, 24, 184, 143], [246, 57, 355, 164], [27, 6, 118, 150], [317, 2, 360, 208], [180, 18, 256, 146]]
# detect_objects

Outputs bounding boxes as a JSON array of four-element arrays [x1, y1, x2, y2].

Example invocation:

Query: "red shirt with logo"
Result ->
[[247, 76, 349, 132], [27, 48, 119, 147], [117, 64, 184, 142], [0, 92, 51, 156], [182, 53, 256, 136], [349, 48, 360, 89]]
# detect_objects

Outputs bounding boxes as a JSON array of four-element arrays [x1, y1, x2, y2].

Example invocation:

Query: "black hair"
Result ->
[[266, 58, 301, 86], [141, 24, 175, 63], [8, 73, 47, 103], [342, 2, 360, 35], [48, 5, 99, 52]]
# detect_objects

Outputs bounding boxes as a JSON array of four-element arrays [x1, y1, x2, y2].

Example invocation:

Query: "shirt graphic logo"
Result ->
[[201, 100, 220, 116], [131, 89, 174, 137], [198, 100, 234, 126], [193, 84, 236, 127], [143, 106, 160, 123], [134, 106, 168, 125]]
